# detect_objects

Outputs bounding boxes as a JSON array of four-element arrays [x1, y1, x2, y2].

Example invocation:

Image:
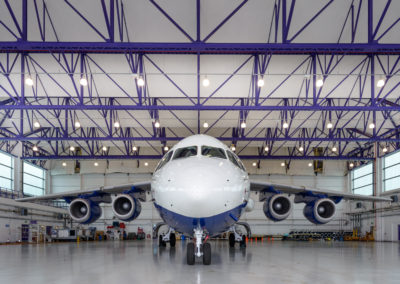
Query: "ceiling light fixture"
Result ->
[[252, 162, 257, 167], [74, 121, 81, 128], [349, 162, 354, 168], [377, 79, 385, 88], [102, 146, 107, 151], [114, 121, 120, 128], [316, 78, 324, 87], [144, 162, 149, 167], [62, 162, 67, 167], [332, 146, 337, 152], [282, 122, 289, 129], [231, 145, 236, 151], [369, 122, 375, 129], [240, 121, 246, 128], [203, 122, 209, 128], [164, 146, 169, 151], [154, 121, 160, 128], [326, 122, 333, 129], [70, 146, 75, 151], [132, 146, 137, 152], [308, 162, 313, 167], [264, 146, 269, 152], [137, 77, 145, 87], [25, 77, 34, 86], [94, 162, 99, 167], [33, 121, 40, 128], [257, 78, 265, 87], [79, 78, 88, 86], [299, 146, 304, 152], [32, 145, 38, 152], [382, 147, 388, 153], [281, 162, 285, 167], [202, 77, 210, 87]]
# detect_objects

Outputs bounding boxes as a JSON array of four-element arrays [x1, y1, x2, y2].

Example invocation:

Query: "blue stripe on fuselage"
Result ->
[[154, 202, 247, 236]]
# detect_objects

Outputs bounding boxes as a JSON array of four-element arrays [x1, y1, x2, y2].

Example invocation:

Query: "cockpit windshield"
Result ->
[[155, 151, 173, 171], [201, 146, 226, 159], [173, 146, 198, 160]]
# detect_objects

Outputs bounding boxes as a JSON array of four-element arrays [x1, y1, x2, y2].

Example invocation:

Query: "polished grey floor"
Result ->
[[0, 240, 399, 284]]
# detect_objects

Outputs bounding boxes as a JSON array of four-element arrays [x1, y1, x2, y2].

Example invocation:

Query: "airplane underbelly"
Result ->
[[152, 182, 249, 235]]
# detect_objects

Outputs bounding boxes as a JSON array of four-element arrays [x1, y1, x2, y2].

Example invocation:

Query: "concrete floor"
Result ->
[[0, 240, 399, 284]]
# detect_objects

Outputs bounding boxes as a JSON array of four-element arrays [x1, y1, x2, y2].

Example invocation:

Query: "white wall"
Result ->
[[0, 197, 67, 243]]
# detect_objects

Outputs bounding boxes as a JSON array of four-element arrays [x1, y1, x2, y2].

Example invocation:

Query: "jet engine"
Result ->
[[303, 198, 336, 224], [263, 194, 292, 221], [68, 198, 102, 224], [112, 193, 142, 221]]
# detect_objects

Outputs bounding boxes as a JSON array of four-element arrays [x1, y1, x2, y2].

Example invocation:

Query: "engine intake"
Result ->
[[112, 194, 142, 221], [68, 198, 102, 224], [303, 198, 336, 224], [263, 194, 292, 221]]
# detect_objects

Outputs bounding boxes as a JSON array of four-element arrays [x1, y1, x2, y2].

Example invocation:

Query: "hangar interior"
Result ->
[[0, 0, 400, 281]]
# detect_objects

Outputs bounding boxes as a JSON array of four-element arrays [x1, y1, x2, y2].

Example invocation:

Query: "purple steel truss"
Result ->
[[1, 0, 400, 162]]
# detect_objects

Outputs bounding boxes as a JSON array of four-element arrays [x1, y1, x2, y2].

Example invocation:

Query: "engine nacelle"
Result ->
[[303, 198, 336, 224], [263, 194, 292, 221], [68, 198, 102, 224], [112, 194, 142, 221]]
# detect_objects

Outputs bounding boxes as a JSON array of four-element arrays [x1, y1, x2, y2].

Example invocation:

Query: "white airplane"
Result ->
[[18, 134, 391, 265]]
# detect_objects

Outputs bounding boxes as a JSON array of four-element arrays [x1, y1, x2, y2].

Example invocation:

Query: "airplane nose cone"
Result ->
[[157, 157, 244, 217]]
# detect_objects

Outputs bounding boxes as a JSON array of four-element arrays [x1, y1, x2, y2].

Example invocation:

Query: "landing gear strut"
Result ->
[[229, 225, 247, 248], [159, 227, 176, 247], [187, 228, 211, 265]]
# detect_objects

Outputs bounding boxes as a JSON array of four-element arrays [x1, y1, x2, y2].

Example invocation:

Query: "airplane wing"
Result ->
[[16, 181, 151, 202], [250, 180, 391, 202]]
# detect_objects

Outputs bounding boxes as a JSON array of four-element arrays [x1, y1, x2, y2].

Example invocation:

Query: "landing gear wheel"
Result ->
[[240, 235, 246, 248], [170, 233, 176, 247], [229, 233, 235, 248], [159, 235, 166, 247], [202, 242, 211, 265], [187, 243, 195, 265]]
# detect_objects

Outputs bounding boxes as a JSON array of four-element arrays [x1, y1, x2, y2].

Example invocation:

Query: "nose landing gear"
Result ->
[[187, 228, 211, 265], [158, 227, 176, 247]]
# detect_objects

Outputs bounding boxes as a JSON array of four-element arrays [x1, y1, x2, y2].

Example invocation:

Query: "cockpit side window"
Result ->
[[201, 146, 226, 159], [155, 151, 173, 171], [173, 146, 198, 160], [228, 151, 246, 171], [227, 151, 241, 169]]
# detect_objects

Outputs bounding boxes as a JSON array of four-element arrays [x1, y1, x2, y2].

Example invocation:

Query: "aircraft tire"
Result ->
[[170, 233, 176, 247], [159, 235, 166, 247], [240, 235, 246, 248], [187, 243, 195, 265], [229, 233, 235, 248], [203, 242, 211, 265]]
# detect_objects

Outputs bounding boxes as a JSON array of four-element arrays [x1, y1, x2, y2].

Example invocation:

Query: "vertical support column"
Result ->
[[282, 0, 287, 43], [79, 54, 85, 104], [20, 53, 26, 137], [22, 0, 28, 41], [312, 54, 317, 106], [109, 0, 115, 42], [368, 0, 374, 43], [197, 53, 200, 134], [196, 0, 200, 42], [138, 53, 144, 106]]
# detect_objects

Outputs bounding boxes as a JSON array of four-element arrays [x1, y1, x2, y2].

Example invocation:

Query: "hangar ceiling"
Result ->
[[1, 0, 400, 165]]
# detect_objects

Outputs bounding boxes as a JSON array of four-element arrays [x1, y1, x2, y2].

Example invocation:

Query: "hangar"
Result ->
[[0, 0, 399, 282]]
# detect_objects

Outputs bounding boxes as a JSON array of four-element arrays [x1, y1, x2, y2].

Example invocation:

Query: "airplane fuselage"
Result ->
[[151, 135, 250, 236]]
